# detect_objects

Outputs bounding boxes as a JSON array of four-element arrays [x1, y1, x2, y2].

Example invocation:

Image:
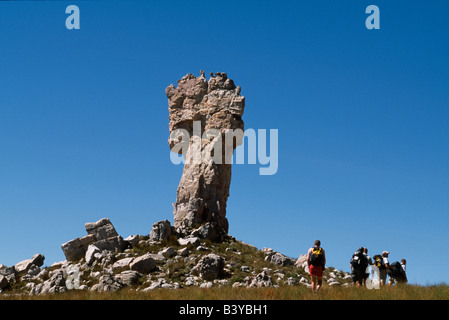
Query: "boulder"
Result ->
[[85, 244, 100, 265], [146, 253, 166, 265], [129, 253, 157, 274], [85, 218, 118, 241], [178, 236, 200, 246], [65, 265, 81, 290], [124, 234, 140, 247], [200, 281, 213, 288], [40, 270, 67, 294], [177, 247, 189, 257], [295, 254, 308, 269], [240, 266, 251, 273], [93, 235, 125, 253], [286, 277, 299, 286], [268, 252, 295, 267], [0, 265, 15, 285], [249, 271, 274, 288], [328, 280, 341, 286], [196, 253, 225, 281], [61, 234, 95, 261], [112, 257, 134, 273], [94, 274, 122, 292], [26, 264, 42, 276], [61, 218, 124, 261], [149, 220, 172, 242], [116, 270, 142, 286], [191, 223, 217, 241], [159, 247, 176, 258], [14, 254, 45, 274]]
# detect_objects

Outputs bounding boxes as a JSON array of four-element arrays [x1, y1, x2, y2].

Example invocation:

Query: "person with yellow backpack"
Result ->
[[372, 251, 390, 285], [306, 240, 326, 293]]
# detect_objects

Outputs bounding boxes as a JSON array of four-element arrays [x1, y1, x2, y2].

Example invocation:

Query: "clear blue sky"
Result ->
[[1, 1, 448, 286]]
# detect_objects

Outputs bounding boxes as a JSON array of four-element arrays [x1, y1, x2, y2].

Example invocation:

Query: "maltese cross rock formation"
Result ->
[[166, 71, 245, 241]]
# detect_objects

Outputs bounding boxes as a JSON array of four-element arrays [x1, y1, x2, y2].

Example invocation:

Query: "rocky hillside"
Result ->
[[0, 218, 352, 295]]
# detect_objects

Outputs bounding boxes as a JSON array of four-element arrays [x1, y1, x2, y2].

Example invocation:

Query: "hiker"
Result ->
[[372, 253, 385, 280], [362, 247, 374, 286], [379, 251, 390, 285], [401, 259, 408, 283], [307, 240, 326, 293], [350, 247, 368, 286], [388, 258, 408, 285]]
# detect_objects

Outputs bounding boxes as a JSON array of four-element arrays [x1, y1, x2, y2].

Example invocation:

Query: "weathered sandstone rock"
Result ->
[[149, 220, 172, 242], [112, 257, 134, 273], [61, 235, 95, 261], [129, 253, 157, 274], [61, 218, 124, 261], [14, 254, 45, 275], [85, 218, 118, 240], [166, 71, 245, 240], [195, 253, 225, 281], [85, 244, 100, 265]]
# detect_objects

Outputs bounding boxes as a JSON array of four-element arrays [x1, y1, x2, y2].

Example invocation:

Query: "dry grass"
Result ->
[[2, 238, 447, 301], [2, 284, 448, 300]]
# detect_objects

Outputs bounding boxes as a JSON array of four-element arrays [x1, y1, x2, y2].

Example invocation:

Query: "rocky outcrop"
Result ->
[[0, 217, 352, 295], [14, 253, 45, 275], [61, 235, 96, 261], [249, 270, 274, 288], [0, 265, 16, 289], [262, 248, 296, 267], [61, 218, 125, 261], [85, 218, 118, 239], [166, 71, 245, 241]]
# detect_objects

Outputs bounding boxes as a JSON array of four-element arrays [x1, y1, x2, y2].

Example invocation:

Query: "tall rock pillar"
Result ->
[[166, 72, 245, 241]]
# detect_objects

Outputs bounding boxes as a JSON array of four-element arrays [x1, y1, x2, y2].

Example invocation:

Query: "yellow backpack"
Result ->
[[373, 254, 385, 270], [309, 247, 324, 267]]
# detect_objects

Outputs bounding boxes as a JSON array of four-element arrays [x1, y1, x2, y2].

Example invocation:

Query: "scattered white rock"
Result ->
[[0, 218, 353, 295]]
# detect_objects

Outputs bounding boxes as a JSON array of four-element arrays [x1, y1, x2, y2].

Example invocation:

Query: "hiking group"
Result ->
[[350, 247, 407, 287], [305, 240, 407, 293]]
